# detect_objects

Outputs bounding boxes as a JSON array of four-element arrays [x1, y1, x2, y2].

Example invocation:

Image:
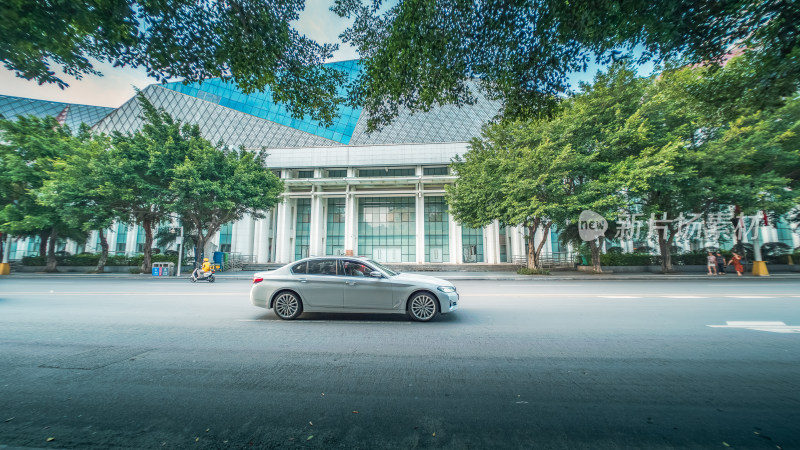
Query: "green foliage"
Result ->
[[335, 0, 800, 129], [0, 115, 74, 236], [517, 267, 551, 276], [1, 0, 344, 125]]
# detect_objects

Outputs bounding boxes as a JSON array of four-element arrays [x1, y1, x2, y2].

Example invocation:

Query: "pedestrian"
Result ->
[[707, 252, 718, 275], [728, 252, 744, 276], [716, 252, 726, 275]]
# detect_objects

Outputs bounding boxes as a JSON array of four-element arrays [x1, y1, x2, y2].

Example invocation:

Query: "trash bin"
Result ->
[[152, 262, 174, 276]]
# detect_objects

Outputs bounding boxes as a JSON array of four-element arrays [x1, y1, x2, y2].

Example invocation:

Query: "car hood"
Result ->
[[391, 272, 453, 287]]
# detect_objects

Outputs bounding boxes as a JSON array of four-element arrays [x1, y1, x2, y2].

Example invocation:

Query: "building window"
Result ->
[[219, 222, 233, 253], [358, 197, 416, 262], [550, 227, 562, 254], [294, 198, 311, 260], [297, 170, 314, 179], [135, 226, 146, 253], [358, 168, 415, 177], [326, 198, 346, 256], [8, 239, 18, 259], [461, 226, 484, 263], [26, 235, 41, 256], [327, 169, 347, 178], [116, 223, 129, 254], [423, 167, 449, 176], [424, 197, 449, 263]]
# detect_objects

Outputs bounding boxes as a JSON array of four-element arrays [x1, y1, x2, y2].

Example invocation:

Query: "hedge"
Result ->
[[597, 251, 736, 267], [22, 253, 180, 266]]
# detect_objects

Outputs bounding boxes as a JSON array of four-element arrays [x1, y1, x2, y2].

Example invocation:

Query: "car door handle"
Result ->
[[298, 278, 308, 283], [346, 281, 356, 286]]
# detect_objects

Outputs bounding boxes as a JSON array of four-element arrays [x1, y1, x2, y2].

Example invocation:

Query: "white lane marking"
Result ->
[[597, 295, 640, 298], [663, 296, 706, 298], [726, 296, 772, 299], [708, 321, 800, 333]]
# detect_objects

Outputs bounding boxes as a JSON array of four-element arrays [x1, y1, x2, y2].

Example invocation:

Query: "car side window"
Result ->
[[307, 259, 338, 276], [291, 262, 307, 274], [342, 260, 371, 277]]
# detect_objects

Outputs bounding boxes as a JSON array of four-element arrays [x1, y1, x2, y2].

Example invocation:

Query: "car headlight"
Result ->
[[437, 286, 456, 293]]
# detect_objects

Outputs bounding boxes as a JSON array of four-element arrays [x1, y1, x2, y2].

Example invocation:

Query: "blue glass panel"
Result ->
[[161, 60, 364, 144]]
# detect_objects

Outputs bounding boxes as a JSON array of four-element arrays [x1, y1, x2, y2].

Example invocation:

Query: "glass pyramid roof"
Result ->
[[161, 60, 362, 145], [0, 95, 114, 131]]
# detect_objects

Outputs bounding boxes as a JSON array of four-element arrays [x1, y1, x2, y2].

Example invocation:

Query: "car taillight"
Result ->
[[253, 277, 263, 284]]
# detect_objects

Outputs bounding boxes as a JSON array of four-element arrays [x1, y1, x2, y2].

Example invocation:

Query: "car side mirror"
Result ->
[[369, 271, 383, 278]]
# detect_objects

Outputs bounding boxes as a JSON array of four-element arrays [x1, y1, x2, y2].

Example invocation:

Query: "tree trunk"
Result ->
[[658, 225, 677, 273], [38, 231, 48, 257], [139, 217, 154, 273], [195, 232, 208, 269], [45, 228, 58, 272], [589, 239, 602, 273], [525, 220, 552, 269], [96, 229, 109, 273]]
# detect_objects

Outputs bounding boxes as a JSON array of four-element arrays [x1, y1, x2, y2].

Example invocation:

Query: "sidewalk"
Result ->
[[5, 270, 800, 281]]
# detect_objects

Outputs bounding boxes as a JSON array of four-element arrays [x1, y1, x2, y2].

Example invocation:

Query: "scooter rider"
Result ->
[[201, 257, 211, 275]]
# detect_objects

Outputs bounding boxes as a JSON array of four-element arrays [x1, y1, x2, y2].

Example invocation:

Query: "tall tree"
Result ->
[[0, 115, 83, 272], [106, 93, 190, 273], [335, 0, 800, 129], [39, 128, 121, 273], [169, 143, 283, 267], [447, 121, 581, 269], [1, 0, 345, 125]]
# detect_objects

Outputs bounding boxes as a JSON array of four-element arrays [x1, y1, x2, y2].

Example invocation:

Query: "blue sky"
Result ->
[[0, 1, 654, 108]]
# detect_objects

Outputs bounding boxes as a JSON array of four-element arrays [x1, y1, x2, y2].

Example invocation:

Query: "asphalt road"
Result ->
[[1, 277, 799, 449]]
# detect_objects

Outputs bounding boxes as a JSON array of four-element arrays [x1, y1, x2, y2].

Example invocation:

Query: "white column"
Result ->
[[274, 199, 293, 263], [344, 191, 357, 256], [416, 191, 425, 264], [2, 234, 10, 263], [252, 216, 262, 259], [484, 222, 496, 264], [255, 211, 271, 263], [309, 190, 324, 257], [233, 215, 254, 255], [447, 217, 457, 264], [509, 225, 526, 263], [453, 223, 463, 264], [125, 225, 137, 255]]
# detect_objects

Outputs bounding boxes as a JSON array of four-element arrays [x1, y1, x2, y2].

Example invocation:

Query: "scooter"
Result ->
[[190, 266, 215, 283]]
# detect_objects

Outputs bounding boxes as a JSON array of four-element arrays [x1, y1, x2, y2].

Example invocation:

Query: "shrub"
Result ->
[[517, 267, 551, 275], [599, 252, 657, 266], [672, 251, 709, 266], [21, 255, 46, 266], [20, 252, 180, 266]]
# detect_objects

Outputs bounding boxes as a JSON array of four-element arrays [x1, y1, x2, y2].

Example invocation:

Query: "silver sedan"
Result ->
[[250, 256, 459, 321]]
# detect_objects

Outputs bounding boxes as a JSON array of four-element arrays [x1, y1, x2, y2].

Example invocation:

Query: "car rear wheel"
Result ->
[[273, 291, 302, 320], [408, 292, 439, 322]]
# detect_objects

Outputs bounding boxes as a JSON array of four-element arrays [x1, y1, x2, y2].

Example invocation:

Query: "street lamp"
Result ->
[[170, 226, 184, 277]]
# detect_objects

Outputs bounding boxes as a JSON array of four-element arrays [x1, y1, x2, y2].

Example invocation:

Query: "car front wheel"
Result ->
[[273, 291, 303, 320], [408, 292, 439, 322]]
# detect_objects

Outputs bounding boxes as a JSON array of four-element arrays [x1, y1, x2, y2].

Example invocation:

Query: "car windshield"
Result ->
[[367, 259, 398, 276]]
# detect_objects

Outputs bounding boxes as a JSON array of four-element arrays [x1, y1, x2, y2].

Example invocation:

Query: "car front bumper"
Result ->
[[438, 291, 459, 313]]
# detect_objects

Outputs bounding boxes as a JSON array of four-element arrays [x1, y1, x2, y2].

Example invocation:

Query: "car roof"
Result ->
[[296, 256, 370, 262]]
